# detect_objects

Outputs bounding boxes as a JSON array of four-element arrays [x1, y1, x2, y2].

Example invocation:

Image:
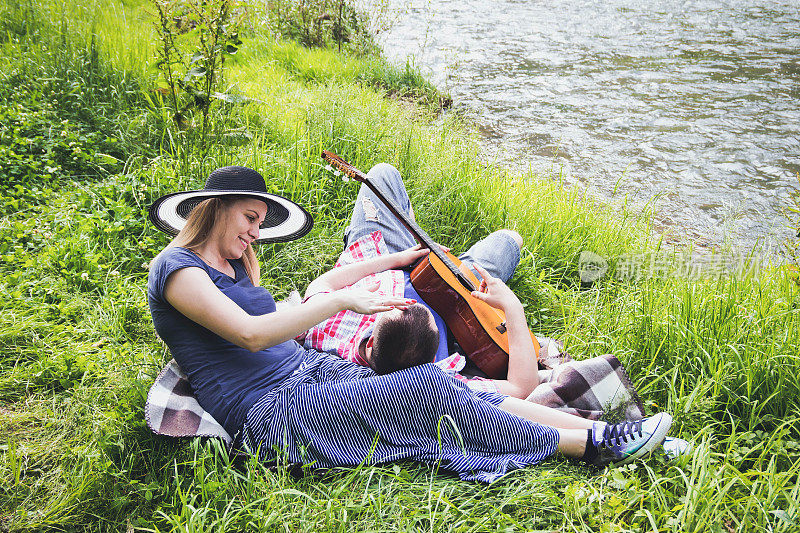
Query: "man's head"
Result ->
[[364, 304, 439, 375]]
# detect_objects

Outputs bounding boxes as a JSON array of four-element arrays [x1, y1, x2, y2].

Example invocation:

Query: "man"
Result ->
[[303, 163, 545, 399]]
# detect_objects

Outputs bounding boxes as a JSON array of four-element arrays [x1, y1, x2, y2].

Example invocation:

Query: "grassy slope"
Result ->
[[1, 0, 800, 531]]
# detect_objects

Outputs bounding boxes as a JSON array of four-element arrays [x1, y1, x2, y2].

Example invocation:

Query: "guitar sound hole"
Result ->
[[457, 273, 476, 292]]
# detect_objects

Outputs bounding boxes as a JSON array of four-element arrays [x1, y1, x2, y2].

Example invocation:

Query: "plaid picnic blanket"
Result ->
[[145, 347, 644, 443], [145, 360, 233, 444], [529, 352, 644, 421]]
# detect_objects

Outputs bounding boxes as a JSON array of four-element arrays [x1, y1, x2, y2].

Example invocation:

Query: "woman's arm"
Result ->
[[164, 267, 413, 352], [469, 264, 539, 399], [304, 245, 429, 299]]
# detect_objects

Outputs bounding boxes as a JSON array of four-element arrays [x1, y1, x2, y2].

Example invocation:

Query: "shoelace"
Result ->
[[599, 419, 644, 448]]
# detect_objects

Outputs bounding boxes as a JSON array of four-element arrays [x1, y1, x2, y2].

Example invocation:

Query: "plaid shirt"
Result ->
[[303, 230, 500, 393]]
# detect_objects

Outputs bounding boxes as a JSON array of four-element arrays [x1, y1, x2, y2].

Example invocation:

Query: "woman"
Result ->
[[147, 165, 673, 482]]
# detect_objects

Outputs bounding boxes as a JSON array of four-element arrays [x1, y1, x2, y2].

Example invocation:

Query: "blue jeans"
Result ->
[[343, 163, 520, 282]]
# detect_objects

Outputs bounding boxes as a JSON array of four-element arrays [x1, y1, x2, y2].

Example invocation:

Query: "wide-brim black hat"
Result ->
[[148, 166, 313, 244]]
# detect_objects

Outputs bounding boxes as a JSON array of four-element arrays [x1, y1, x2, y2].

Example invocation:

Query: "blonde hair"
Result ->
[[168, 197, 261, 286]]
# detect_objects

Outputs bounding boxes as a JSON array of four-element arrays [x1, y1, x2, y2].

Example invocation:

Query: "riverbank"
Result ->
[[1, 0, 799, 531]]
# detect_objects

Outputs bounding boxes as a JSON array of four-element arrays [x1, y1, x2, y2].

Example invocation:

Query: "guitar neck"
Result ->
[[321, 150, 478, 292], [357, 175, 477, 292], [359, 179, 433, 248]]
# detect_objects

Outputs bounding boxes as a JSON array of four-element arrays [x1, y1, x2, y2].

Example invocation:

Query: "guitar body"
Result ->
[[411, 252, 513, 378]]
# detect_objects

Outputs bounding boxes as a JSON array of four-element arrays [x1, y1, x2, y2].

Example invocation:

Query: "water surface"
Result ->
[[379, 0, 800, 254]]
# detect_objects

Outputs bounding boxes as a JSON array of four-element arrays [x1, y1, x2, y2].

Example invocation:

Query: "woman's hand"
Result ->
[[338, 280, 416, 315], [469, 264, 522, 312]]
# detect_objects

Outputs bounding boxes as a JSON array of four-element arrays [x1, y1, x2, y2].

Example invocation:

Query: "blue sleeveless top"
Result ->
[[147, 247, 305, 436]]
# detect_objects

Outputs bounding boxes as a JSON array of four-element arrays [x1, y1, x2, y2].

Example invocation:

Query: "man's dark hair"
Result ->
[[370, 304, 439, 375]]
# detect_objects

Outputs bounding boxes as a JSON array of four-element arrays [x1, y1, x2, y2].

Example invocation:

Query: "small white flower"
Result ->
[[81, 272, 89, 281]]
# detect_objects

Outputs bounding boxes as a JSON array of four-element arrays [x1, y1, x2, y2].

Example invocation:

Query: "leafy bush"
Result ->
[[263, 0, 379, 54]]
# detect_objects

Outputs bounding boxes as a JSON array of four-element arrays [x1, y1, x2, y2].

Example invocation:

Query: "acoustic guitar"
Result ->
[[322, 150, 541, 379]]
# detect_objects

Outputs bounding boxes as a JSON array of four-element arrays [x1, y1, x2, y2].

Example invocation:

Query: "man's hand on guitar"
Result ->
[[390, 243, 450, 269], [390, 244, 430, 268], [470, 264, 523, 313], [471, 265, 539, 397]]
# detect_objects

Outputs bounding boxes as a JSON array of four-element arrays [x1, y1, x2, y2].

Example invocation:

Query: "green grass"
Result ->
[[1, 0, 800, 531]]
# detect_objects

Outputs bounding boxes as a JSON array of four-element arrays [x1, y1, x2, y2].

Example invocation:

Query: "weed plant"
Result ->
[[1, 0, 800, 531], [152, 0, 245, 156]]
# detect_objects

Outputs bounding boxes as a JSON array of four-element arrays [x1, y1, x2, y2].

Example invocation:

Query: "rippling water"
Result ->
[[379, 0, 800, 253]]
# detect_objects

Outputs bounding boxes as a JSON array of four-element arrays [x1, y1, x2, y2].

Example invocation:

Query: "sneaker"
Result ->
[[590, 412, 673, 467], [662, 436, 693, 460]]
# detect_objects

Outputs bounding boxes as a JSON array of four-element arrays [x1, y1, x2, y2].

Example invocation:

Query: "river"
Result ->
[[377, 0, 800, 255]]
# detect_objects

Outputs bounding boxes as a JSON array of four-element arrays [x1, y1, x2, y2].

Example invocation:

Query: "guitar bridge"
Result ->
[[496, 322, 507, 334]]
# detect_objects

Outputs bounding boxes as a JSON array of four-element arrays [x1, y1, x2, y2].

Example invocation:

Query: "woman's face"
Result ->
[[213, 198, 268, 259]]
